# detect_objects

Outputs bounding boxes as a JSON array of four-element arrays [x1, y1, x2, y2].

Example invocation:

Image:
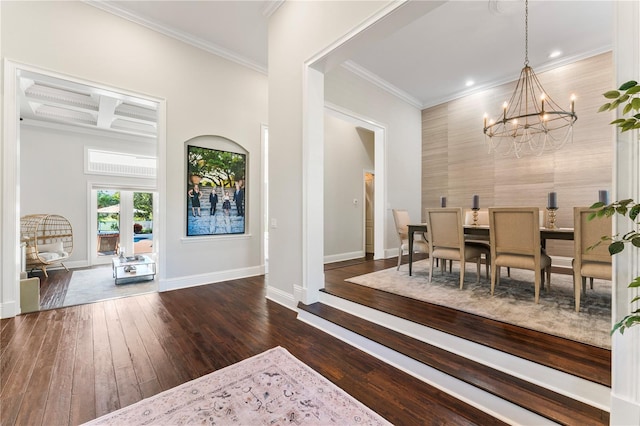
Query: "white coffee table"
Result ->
[[112, 255, 156, 285]]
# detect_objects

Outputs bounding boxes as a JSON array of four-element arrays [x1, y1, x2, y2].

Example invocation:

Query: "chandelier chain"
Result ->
[[524, 0, 529, 66]]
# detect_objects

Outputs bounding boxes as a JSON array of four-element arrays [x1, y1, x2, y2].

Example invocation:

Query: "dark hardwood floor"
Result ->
[[3, 263, 506, 426], [2, 256, 610, 425]]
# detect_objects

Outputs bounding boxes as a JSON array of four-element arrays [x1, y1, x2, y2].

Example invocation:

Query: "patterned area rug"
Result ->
[[84, 347, 390, 425], [64, 266, 157, 307], [347, 260, 611, 349]]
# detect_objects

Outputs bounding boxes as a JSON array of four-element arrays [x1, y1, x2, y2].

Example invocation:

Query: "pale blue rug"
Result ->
[[347, 260, 611, 349], [64, 266, 157, 307]]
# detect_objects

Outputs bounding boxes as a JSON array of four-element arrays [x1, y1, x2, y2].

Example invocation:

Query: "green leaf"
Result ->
[[620, 80, 638, 90], [630, 204, 640, 220], [604, 90, 621, 99], [609, 241, 625, 255], [631, 295, 640, 303], [598, 103, 611, 112], [627, 85, 640, 94], [632, 97, 640, 109], [623, 103, 633, 115], [619, 80, 638, 90], [620, 94, 630, 102], [616, 205, 629, 215], [610, 119, 626, 125], [590, 202, 604, 209], [629, 276, 640, 288], [611, 321, 624, 335]]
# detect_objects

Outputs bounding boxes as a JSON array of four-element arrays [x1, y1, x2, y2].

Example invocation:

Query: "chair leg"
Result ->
[[491, 264, 499, 295], [574, 271, 582, 312], [475, 258, 481, 283], [546, 267, 551, 291], [507, 267, 511, 277], [428, 256, 434, 283], [459, 259, 465, 289], [449, 260, 452, 273], [397, 250, 402, 271], [534, 269, 541, 303], [484, 253, 490, 279], [590, 277, 594, 290]]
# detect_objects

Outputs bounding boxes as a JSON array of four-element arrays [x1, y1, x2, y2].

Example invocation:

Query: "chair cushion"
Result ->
[[433, 245, 481, 261], [402, 241, 429, 253], [581, 261, 612, 280], [38, 241, 64, 253], [495, 252, 551, 270]]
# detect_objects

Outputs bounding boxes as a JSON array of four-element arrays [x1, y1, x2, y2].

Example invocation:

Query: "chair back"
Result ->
[[392, 209, 410, 240], [489, 207, 540, 258], [425, 208, 464, 250], [574, 207, 612, 263]]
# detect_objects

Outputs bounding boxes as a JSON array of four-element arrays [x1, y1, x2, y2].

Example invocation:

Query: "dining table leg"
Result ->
[[408, 229, 414, 276]]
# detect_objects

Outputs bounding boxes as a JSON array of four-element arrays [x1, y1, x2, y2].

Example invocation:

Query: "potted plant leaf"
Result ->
[[595, 80, 640, 334]]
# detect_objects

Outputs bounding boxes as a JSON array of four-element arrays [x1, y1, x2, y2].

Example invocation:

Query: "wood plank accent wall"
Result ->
[[422, 52, 613, 258]]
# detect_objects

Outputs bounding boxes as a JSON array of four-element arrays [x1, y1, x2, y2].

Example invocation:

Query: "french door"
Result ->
[[91, 187, 157, 265]]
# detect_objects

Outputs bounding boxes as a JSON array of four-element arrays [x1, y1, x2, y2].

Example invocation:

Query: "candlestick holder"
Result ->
[[546, 208, 558, 230], [472, 208, 480, 226]]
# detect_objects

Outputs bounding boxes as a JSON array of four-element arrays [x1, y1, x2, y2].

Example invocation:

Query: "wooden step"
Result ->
[[321, 281, 611, 387], [299, 301, 609, 426]]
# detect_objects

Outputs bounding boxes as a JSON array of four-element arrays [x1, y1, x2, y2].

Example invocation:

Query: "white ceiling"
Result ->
[[21, 0, 614, 133], [93, 0, 613, 109]]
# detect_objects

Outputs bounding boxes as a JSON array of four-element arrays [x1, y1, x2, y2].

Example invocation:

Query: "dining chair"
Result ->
[[392, 209, 429, 270], [488, 207, 551, 303], [573, 207, 612, 312], [424, 208, 485, 289]]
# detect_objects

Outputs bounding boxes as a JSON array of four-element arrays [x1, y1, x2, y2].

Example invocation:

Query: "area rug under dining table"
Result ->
[[346, 260, 611, 349], [83, 346, 390, 425]]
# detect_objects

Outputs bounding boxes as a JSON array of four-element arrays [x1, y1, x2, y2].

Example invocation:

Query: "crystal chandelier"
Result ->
[[483, 0, 577, 158]]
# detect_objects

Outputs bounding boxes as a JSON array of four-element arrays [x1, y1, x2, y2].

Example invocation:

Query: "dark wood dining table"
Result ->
[[406, 224, 574, 276]]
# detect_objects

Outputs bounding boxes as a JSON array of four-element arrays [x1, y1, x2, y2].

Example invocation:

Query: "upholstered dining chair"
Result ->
[[573, 207, 612, 312], [392, 209, 429, 271], [488, 207, 551, 304], [424, 208, 485, 289]]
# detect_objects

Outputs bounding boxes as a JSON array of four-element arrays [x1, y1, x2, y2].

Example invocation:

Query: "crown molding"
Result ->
[[262, 0, 285, 18], [85, 1, 267, 75], [341, 60, 422, 109]]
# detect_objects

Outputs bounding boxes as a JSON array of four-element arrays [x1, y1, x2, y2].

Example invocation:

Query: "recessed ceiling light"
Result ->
[[549, 50, 562, 59], [465, 80, 475, 87]]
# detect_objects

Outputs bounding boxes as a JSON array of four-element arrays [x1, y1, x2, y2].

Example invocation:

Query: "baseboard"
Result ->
[[266, 285, 297, 311], [159, 264, 265, 292], [610, 394, 640, 425], [0, 300, 19, 319], [324, 251, 365, 264]]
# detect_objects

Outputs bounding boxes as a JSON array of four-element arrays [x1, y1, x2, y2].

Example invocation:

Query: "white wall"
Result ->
[[324, 113, 374, 261], [325, 65, 422, 256], [20, 124, 156, 265], [267, 0, 394, 307], [1, 0, 267, 314]]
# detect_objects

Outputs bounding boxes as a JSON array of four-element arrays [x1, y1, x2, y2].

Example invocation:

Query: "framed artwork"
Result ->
[[186, 145, 246, 236]]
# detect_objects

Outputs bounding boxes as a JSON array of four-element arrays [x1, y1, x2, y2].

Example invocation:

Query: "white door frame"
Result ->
[[1, 60, 166, 318]]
